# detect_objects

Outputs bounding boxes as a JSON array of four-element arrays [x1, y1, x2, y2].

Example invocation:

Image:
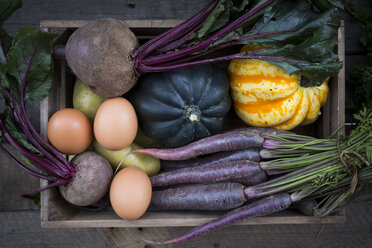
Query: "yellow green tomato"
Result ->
[[133, 127, 161, 148], [73, 78, 105, 122], [92, 140, 160, 176]]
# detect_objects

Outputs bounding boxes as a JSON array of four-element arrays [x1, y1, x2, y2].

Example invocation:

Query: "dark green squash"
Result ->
[[129, 64, 231, 148]]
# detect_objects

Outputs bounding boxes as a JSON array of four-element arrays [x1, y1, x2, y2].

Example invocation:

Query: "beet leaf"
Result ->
[[0, 0, 22, 62], [135, 0, 343, 87], [4, 26, 56, 100], [0, 1, 74, 192]]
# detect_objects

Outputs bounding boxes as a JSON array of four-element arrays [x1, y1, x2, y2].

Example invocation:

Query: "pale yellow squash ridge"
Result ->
[[272, 88, 309, 130], [301, 81, 329, 126], [228, 52, 329, 130]]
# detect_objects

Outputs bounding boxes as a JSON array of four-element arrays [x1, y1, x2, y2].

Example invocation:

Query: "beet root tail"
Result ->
[[146, 193, 292, 244]]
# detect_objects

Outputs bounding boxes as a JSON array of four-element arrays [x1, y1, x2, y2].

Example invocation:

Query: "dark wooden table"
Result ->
[[1, 1, 371, 247]]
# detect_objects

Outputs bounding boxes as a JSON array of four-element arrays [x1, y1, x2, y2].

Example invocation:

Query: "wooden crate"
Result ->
[[39, 20, 346, 228]]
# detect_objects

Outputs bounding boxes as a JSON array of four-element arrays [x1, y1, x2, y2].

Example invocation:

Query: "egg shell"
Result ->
[[110, 167, 152, 220], [94, 97, 138, 150], [47, 108, 92, 155]]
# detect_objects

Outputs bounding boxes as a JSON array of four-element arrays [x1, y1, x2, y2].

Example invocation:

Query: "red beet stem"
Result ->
[[151, 160, 266, 188], [137, 52, 305, 72], [134, 130, 264, 160], [149, 182, 246, 211], [2, 84, 73, 174], [133, 0, 218, 60], [141, 0, 276, 66], [21, 179, 70, 196], [0, 118, 68, 179], [148, 193, 291, 244]]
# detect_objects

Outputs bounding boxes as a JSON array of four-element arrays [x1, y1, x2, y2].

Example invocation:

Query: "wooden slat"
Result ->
[[40, 26, 59, 222], [0, 146, 40, 211], [41, 209, 345, 228], [40, 19, 184, 29], [331, 21, 346, 135], [1, 193, 371, 248]]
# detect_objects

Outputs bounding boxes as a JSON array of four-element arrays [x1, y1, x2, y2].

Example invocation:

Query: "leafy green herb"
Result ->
[[346, 58, 372, 111]]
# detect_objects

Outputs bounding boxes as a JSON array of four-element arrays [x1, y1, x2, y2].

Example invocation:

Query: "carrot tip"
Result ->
[[142, 239, 164, 245], [142, 238, 179, 245], [132, 149, 151, 154]]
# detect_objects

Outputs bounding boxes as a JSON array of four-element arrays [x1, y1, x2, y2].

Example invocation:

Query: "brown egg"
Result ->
[[110, 167, 152, 220], [94, 97, 138, 150], [47, 108, 92, 155]]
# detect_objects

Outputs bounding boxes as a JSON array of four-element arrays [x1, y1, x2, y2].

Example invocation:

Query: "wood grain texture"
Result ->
[[331, 21, 346, 135], [2, 0, 367, 55], [0, 146, 40, 211], [3, 0, 209, 35], [0, 192, 371, 248]]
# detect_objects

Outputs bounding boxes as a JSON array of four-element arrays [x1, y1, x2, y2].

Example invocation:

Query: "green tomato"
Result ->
[[73, 78, 105, 122], [92, 140, 160, 176], [134, 127, 161, 148]]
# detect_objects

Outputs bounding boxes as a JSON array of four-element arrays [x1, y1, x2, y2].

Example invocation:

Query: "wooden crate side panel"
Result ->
[[40, 27, 79, 222], [41, 209, 345, 228], [40, 27, 58, 222], [331, 21, 345, 135]]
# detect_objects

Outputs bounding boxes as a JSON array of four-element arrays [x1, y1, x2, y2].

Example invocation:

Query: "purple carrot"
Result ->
[[135, 129, 264, 160], [233, 171, 268, 186], [160, 148, 260, 171], [145, 193, 292, 244], [294, 199, 317, 216], [149, 182, 246, 211], [150, 160, 267, 188]]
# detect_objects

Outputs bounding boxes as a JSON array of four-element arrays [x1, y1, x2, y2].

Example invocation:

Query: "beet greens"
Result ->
[[0, 0, 76, 194], [132, 0, 343, 87]]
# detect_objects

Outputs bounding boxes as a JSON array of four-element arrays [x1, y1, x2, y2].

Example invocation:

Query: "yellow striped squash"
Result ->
[[228, 47, 329, 130]]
